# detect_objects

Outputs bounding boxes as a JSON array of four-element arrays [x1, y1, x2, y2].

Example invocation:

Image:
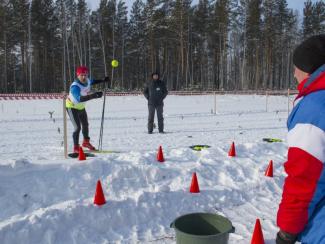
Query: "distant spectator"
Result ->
[[143, 72, 168, 134]]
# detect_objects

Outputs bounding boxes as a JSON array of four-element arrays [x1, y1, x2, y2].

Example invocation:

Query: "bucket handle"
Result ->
[[230, 226, 235, 233], [170, 221, 175, 228]]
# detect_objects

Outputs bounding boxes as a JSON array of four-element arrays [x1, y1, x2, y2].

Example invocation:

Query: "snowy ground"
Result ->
[[0, 94, 295, 243]]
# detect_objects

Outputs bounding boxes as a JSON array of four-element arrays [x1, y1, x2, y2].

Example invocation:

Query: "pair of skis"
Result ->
[[68, 149, 119, 158]]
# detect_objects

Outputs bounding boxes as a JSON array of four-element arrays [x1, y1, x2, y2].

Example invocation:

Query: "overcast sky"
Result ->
[[86, 0, 315, 16]]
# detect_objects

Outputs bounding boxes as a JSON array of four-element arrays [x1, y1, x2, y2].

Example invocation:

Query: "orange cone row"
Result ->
[[91, 143, 271, 244]]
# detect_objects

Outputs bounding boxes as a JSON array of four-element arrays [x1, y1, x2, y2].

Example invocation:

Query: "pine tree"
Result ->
[[7, 0, 29, 91], [0, 1, 9, 92], [128, 0, 146, 89], [192, 0, 210, 90], [312, 1, 325, 34], [245, 0, 262, 89], [211, 0, 231, 89], [75, 0, 89, 66], [31, 0, 58, 91], [303, 0, 314, 38], [170, 0, 192, 89], [115, 0, 128, 89]]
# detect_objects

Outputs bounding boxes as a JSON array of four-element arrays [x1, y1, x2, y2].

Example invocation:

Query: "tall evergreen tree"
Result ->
[[0, 1, 9, 92], [128, 0, 146, 89], [31, 0, 59, 92], [245, 0, 262, 89], [211, 0, 231, 89], [115, 0, 128, 88], [303, 0, 314, 37], [192, 0, 210, 90], [170, 0, 192, 89]]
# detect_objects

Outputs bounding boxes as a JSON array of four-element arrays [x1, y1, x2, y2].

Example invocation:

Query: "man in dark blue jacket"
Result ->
[[144, 72, 168, 134]]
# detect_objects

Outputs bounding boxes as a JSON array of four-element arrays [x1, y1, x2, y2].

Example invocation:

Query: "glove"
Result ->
[[104, 77, 111, 88], [80, 92, 103, 102], [91, 91, 103, 98], [276, 230, 298, 244], [104, 76, 110, 83]]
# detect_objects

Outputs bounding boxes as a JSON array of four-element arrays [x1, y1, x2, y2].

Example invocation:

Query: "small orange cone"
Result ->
[[228, 142, 236, 157], [79, 147, 86, 161], [93, 180, 106, 206], [251, 219, 265, 244], [265, 160, 273, 177], [189, 172, 200, 193], [157, 145, 165, 162]]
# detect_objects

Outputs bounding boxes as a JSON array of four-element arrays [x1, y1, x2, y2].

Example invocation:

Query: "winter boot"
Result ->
[[73, 145, 80, 154], [82, 138, 96, 151]]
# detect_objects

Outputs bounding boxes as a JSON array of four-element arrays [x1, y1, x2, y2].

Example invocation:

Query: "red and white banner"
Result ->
[[0, 90, 298, 100], [0, 93, 64, 100]]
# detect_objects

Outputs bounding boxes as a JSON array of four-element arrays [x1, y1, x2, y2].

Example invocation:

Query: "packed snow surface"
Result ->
[[0, 94, 295, 243]]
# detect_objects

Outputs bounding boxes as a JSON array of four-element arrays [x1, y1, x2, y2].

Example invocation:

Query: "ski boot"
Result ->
[[82, 138, 96, 151], [73, 145, 80, 154]]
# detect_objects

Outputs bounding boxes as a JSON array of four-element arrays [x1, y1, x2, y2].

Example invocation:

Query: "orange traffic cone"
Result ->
[[157, 145, 165, 162], [190, 172, 200, 193], [93, 180, 106, 206], [265, 160, 273, 177], [79, 147, 86, 161], [228, 142, 236, 157], [251, 219, 265, 244]]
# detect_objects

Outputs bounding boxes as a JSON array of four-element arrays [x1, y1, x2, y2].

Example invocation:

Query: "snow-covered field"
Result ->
[[0, 94, 294, 243]]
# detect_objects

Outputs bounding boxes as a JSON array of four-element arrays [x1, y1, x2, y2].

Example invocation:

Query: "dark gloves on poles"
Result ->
[[276, 230, 298, 244], [91, 91, 103, 98], [104, 76, 111, 88], [80, 91, 103, 102]]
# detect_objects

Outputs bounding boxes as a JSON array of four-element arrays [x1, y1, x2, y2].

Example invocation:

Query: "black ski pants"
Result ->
[[66, 108, 90, 146]]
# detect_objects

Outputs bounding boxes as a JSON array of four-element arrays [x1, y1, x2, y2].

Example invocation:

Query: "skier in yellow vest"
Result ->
[[66, 66, 109, 153]]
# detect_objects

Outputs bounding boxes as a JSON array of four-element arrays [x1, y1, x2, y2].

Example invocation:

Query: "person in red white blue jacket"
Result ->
[[276, 34, 325, 244], [66, 66, 109, 153]]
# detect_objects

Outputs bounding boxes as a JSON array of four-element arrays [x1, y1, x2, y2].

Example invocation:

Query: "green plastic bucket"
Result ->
[[170, 213, 235, 244]]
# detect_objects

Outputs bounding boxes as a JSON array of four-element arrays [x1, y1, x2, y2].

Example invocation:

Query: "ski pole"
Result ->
[[98, 84, 107, 151]]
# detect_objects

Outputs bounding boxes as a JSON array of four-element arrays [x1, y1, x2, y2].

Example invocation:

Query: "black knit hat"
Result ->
[[293, 34, 325, 74]]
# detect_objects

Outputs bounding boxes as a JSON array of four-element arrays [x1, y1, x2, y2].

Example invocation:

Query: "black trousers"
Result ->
[[66, 108, 90, 146], [148, 104, 164, 133]]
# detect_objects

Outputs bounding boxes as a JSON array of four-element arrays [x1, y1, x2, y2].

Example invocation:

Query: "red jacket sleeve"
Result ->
[[277, 147, 323, 234]]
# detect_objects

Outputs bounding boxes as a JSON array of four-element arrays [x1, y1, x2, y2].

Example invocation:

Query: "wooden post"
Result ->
[[63, 94, 68, 158], [214, 92, 217, 114], [266, 91, 268, 112], [287, 88, 290, 117]]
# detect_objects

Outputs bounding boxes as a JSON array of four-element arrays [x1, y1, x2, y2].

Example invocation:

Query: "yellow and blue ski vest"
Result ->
[[66, 79, 91, 110]]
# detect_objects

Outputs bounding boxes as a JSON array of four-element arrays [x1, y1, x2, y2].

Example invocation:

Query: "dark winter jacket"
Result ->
[[143, 79, 168, 106]]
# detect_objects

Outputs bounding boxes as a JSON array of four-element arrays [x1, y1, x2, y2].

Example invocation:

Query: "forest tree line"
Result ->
[[0, 0, 324, 93]]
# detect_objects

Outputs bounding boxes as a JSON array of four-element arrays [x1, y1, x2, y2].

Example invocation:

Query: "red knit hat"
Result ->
[[76, 66, 89, 76]]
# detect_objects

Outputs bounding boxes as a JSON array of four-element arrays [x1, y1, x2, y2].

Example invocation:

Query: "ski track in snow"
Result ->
[[0, 95, 296, 243]]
